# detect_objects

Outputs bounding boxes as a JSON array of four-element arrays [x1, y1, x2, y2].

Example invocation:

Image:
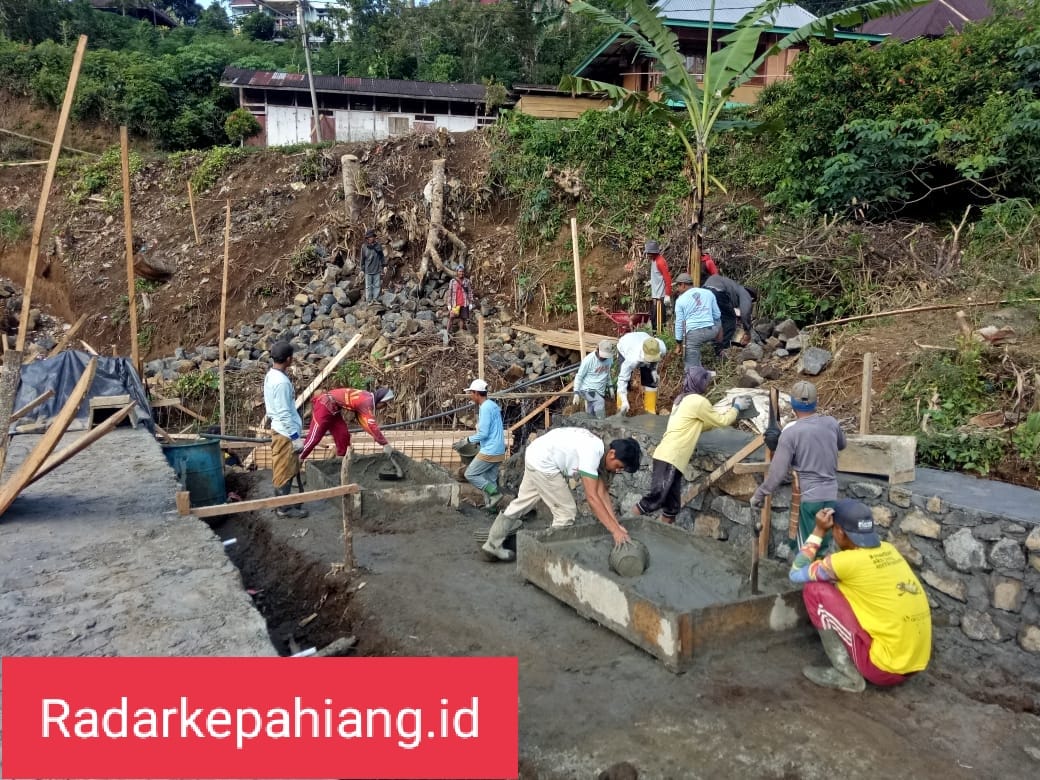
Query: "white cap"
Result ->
[[465, 379, 489, 393]]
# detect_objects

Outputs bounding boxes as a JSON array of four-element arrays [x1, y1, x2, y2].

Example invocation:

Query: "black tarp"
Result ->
[[11, 350, 154, 433]]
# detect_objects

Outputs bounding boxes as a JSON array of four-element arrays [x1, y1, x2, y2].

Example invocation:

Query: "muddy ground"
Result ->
[[218, 467, 1040, 779]]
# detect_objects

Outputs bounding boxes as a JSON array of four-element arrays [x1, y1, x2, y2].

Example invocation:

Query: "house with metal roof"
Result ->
[[860, 0, 992, 40], [220, 67, 501, 147], [568, 0, 883, 109]]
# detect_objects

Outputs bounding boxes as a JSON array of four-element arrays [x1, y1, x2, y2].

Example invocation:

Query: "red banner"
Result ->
[[2, 656, 518, 779]]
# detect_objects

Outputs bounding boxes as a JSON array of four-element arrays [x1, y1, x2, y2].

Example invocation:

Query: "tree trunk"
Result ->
[[419, 158, 466, 282], [688, 148, 706, 285], [341, 154, 360, 226]]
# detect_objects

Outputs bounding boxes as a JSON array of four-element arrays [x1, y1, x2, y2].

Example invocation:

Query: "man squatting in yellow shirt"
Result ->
[[790, 500, 932, 692]]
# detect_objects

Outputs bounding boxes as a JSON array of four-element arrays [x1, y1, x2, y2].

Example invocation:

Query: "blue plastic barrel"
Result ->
[[162, 440, 226, 508]]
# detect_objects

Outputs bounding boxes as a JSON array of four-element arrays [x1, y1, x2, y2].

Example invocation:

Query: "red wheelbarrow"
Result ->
[[592, 306, 651, 336]]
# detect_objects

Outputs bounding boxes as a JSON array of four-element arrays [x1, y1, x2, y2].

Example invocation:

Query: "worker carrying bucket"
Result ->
[[455, 379, 506, 511]]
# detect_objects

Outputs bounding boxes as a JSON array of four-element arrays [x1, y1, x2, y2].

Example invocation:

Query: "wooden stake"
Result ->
[[187, 181, 200, 245], [17, 35, 87, 353], [295, 333, 362, 410], [508, 380, 574, 433], [340, 446, 355, 570], [570, 218, 586, 362], [47, 313, 87, 357], [0, 358, 96, 517], [477, 314, 485, 379], [219, 199, 231, 434], [0, 351, 23, 477], [11, 389, 54, 423], [681, 435, 765, 504], [29, 401, 135, 485], [0, 127, 97, 157], [859, 352, 873, 435], [119, 126, 140, 369]]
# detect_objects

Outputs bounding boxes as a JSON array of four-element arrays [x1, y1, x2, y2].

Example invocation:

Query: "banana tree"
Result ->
[[561, 0, 930, 281]]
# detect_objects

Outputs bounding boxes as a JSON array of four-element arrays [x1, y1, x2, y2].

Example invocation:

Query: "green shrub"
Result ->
[[916, 430, 1007, 476], [174, 370, 219, 402], [224, 108, 262, 146], [1012, 412, 1040, 463], [330, 361, 369, 390], [190, 145, 250, 192], [69, 146, 143, 205], [0, 209, 26, 242]]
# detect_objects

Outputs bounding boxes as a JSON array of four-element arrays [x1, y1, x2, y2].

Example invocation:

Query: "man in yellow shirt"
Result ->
[[790, 500, 932, 692], [630, 366, 750, 524]]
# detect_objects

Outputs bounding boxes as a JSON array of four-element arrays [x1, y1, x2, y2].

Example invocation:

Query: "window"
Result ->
[[684, 55, 705, 78], [388, 116, 410, 136], [414, 114, 435, 133], [476, 116, 496, 127]]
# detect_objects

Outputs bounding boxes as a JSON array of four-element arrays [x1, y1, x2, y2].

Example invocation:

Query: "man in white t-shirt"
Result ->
[[480, 428, 642, 562]]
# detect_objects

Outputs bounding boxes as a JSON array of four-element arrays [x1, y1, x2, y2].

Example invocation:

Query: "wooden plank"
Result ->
[[0, 357, 97, 517], [295, 333, 363, 410], [176, 491, 191, 515], [173, 402, 206, 422], [730, 461, 768, 475], [509, 380, 574, 432], [477, 314, 485, 379], [187, 181, 200, 245], [512, 325, 616, 353], [859, 352, 873, 435], [837, 434, 916, 483], [183, 483, 361, 519], [89, 394, 131, 408], [17, 36, 87, 353], [47, 313, 87, 357], [119, 126, 140, 370], [80, 340, 98, 356], [30, 402, 135, 485], [149, 397, 182, 408], [11, 389, 54, 423], [571, 218, 586, 362], [0, 353, 23, 477], [681, 435, 765, 505], [218, 199, 231, 434], [340, 446, 355, 569]]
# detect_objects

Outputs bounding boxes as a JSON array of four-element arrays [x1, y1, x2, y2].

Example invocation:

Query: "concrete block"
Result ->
[[838, 435, 916, 483], [516, 518, 807, 672]]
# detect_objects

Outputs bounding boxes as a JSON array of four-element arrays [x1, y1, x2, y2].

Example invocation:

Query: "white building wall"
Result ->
[[267, 105, 312, 146], [435, 115, 478, 132]]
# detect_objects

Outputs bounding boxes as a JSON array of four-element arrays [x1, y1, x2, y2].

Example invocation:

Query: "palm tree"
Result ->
[[561, 0, 930, 281]]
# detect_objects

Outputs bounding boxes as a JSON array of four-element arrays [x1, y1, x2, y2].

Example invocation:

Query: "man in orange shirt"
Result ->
[[299, 386, 395, 461]]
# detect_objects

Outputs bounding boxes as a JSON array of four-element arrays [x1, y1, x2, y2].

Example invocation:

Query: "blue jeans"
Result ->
[[682, 326, 717, 369], [465, 457, 500, 499], [365, 273, 381, 301]]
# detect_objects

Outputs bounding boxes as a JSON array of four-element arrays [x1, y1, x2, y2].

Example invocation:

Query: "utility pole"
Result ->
[[298, 1, 322, 142]]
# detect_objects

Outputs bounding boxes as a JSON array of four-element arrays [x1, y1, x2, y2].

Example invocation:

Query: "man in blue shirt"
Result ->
[[673, 272, 721, 369], [460, 379, 506, 510], [573, 339, 616, 418], [263, 341, 307, 518]]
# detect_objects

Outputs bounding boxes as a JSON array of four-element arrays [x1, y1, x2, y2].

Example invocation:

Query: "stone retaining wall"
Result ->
[[537, 415, 1040, 657]]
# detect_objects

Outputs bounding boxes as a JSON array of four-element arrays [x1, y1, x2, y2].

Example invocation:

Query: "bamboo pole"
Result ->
[[187, 181, 201, 245], [0, 127, 98, 157], [11, 389, 54, 423], [16, 35, 87, 353], [570, 218, 586, 362], [120, 127, 140, 370], [477, 314, 485, 379], [218, 200, 231, 434], [47, 313, 87, 357], [805, 298, 1040, 330], [508, 380, 574, 433], [859, 352, 873, 435], [29, 401, 136, 486]]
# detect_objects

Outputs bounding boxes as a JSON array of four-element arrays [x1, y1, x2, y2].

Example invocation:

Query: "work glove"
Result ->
[[573, 393, 583, 406], [651, 369, 660, 386], [452, 438, 470, 452], [750, 493, 764, 509], [290, 433, 304, 452], [383, 444, 394, 456], [732, 396, 753, 411], [663, 295, 671, 306], [619, 398, 630, 415], [606, 386, 616, 399]]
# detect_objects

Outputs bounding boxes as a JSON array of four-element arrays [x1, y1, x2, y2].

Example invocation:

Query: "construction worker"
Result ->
[[573, 339, 616, 419], [459, 379, 506, 510], [361, 228, 385, 303], [789, 500, 932, 692], [615, 330, 667, 415], [644, 240, 672, 331], [673, 272, 721, 369], [481, 428, 642, 562], [751, 380, 846, 556], [703, 272, 755, 355], [632, 366, 751, 524], [447, 264, 474, 333], [263, 341, 307, 519], [298, 385, 395, 461]]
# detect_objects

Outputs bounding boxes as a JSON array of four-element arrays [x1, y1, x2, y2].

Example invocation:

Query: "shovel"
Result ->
[[378, 449, 405, 481]]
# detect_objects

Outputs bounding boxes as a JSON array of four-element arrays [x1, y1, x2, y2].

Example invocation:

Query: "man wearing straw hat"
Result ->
[[615, 330, 667, 415], [573, 339, 616, 419]]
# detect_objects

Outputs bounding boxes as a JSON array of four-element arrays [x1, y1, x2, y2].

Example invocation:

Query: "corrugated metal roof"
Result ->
[[654, 0, 817, 29], [861, 0, 992, 40], [220, 67, 490, 103]]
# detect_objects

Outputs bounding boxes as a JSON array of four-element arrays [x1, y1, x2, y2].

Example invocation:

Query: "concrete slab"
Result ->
[[517, 517, 807, 672]]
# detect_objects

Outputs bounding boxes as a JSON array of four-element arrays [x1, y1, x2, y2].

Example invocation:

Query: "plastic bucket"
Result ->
[[456, 441, 479, 467], [162, 440, 226, 508]]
